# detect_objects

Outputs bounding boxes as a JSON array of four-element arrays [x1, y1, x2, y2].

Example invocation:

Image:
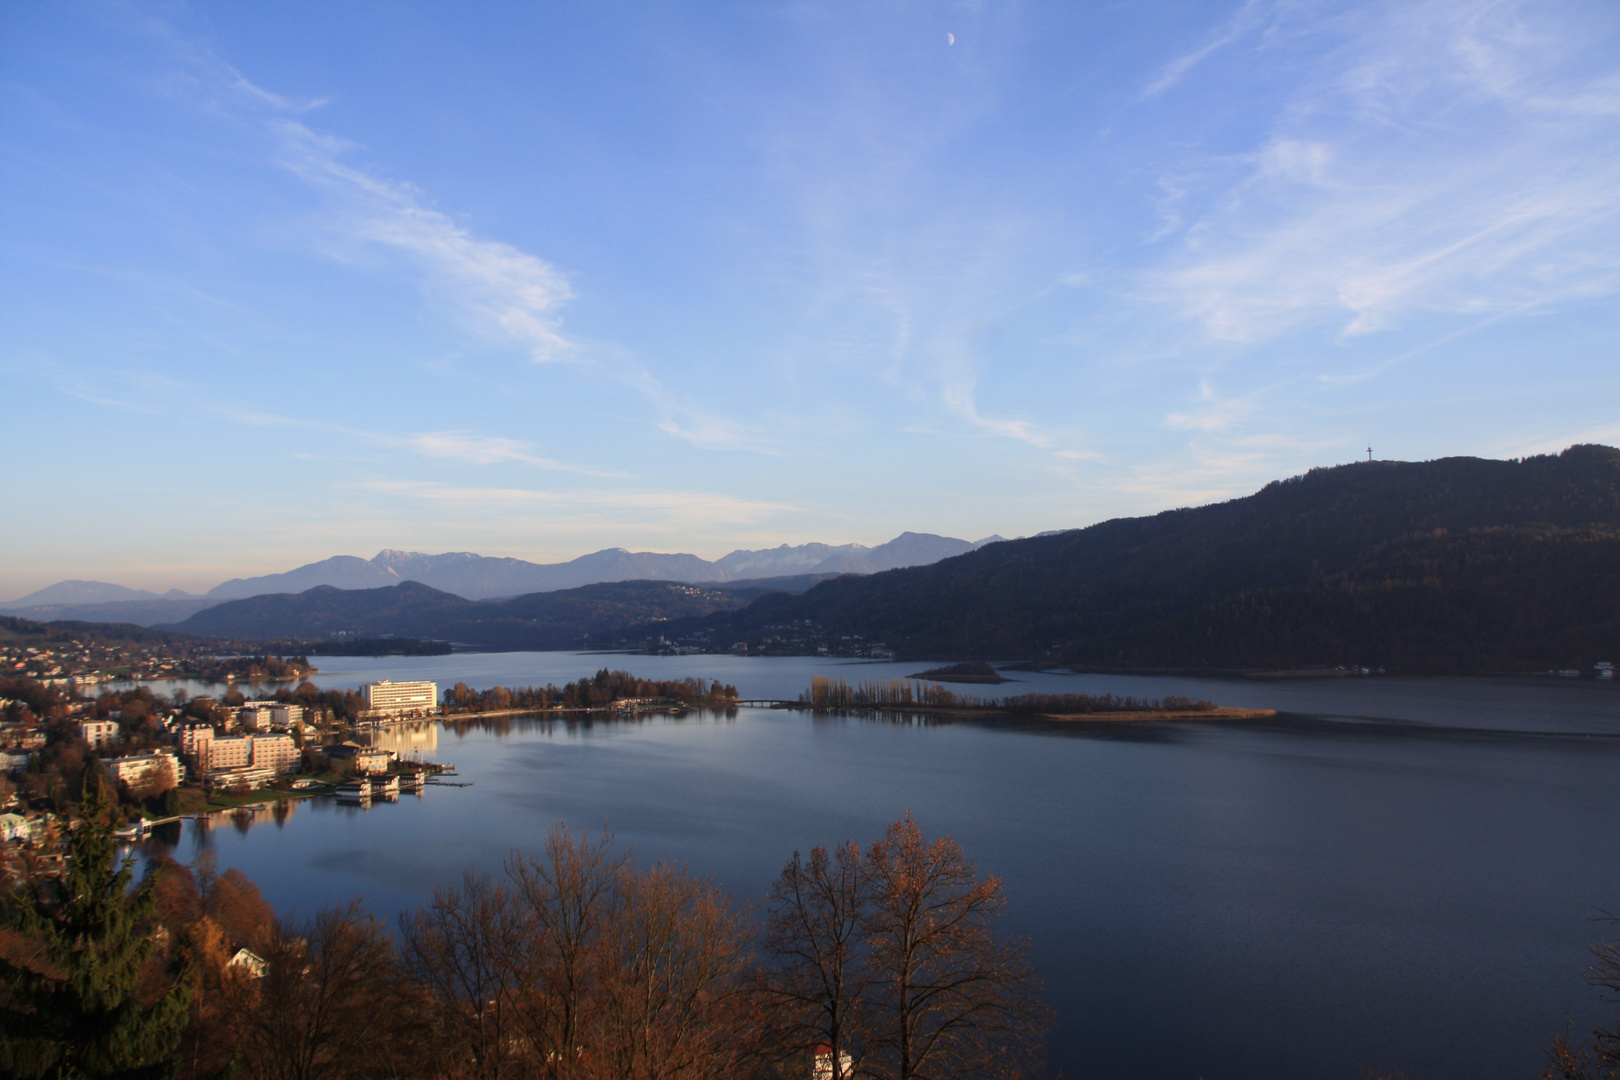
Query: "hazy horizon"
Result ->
[[5, 1, 1617, 599]]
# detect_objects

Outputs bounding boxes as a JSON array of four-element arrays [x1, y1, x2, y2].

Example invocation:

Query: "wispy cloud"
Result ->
[[1142, 0, 1269, 99], [273, 121, 574, 361], [1163, 381, 1269, 433], [941, 380, 1051, 447], [45, 365, 614, 475], [355, 479, 795, 525], [402, 432, 626, 475], [151, 43, 578, 362], [1140, 0, 1620, 343]]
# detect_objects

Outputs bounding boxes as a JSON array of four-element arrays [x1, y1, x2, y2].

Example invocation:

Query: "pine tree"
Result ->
[[0, 774, 191, 1079]]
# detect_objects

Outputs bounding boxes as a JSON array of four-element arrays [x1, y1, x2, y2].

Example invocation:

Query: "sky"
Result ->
[[3, 0, 1618, 598]]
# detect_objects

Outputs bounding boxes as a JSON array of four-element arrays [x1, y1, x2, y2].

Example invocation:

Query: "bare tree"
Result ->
[[861, 814, 1047, 1080], [506, 825, 631, 1080], [761, 816, 1047, 1080], [591, 860, 763, 1080], [761, 842, 873, 1079], [400, 871, 530, 1080]]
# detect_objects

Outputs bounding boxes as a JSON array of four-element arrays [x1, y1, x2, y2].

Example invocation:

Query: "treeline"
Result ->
[[276, 638, 452, 657], [443, 668, 740, 713], [164, 580, 754, 650], [803, 676, 1214, 715], [0, 614, 205, 648], [0, 781, 1046, 1080], [188, 654, 312, 682]]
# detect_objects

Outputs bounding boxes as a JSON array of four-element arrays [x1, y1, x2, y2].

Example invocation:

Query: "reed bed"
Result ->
[[802, 675, 1214, 714]]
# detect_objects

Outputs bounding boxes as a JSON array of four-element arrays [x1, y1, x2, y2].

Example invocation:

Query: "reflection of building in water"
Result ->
[[365, 721, 439, 759]]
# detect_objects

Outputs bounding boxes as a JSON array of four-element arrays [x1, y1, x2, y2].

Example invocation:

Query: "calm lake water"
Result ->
[[142, 652, 1620, 1080]]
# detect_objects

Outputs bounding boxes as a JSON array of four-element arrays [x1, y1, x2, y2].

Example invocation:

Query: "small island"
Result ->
[[905, 661, 1008, 684]]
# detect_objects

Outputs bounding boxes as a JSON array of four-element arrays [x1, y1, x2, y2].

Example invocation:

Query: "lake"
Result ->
[[141, 652, 1620, 1079]]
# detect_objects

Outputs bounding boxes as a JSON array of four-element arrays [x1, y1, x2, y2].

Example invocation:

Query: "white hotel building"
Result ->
[[361, 679, 439, 717]]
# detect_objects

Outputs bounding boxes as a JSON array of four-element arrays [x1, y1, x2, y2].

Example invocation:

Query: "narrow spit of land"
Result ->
[[795, 676, 1276, 722], [429, 671, 1274, 724], [438, 669, 742, 720]]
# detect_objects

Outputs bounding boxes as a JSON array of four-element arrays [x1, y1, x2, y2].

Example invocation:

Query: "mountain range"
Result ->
[[0, 532, 1003, 626]]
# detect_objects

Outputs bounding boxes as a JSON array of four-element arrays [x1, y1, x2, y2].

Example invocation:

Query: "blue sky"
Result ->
[[3, 0, 1618, 598]]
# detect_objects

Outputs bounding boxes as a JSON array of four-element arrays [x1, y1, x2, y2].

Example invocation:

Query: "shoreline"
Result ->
[[781, 702, 1278, 723], [435, 700, 1282, 723], [1035, 706, 1278, 722]]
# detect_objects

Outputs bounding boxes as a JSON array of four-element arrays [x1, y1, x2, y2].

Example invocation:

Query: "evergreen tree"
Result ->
[[0, 774, 191, 1079]]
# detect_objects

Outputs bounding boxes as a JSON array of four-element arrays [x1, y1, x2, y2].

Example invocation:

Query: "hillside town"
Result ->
[[0, 616, 316, 686]]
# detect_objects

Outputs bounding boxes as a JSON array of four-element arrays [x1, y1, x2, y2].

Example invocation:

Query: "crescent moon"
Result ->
[[947, 33, 955, 45]]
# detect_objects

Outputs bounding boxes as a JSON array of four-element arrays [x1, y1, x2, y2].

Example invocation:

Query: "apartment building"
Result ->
[[79, 719, 120, 750], [103, 751, 180, 791], [207, 736, 252, 770], [361, 679, 438, 717], [250, 734, 299, 773]]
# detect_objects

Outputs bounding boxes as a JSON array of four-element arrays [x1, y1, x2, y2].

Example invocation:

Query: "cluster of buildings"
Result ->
[[0, 635, 207, 686], [180, 725, 301, 791], [647, 622, 895, 660], [172, 682, 437, 791], [0, 676, 446, 849], [222, 702, 307, 732]]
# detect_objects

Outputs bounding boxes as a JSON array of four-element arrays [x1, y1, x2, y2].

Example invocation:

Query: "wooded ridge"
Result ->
[[637, 445, 1620, 673]]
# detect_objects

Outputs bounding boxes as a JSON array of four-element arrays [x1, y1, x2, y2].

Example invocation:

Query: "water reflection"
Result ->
[[362, 720, 440, 759], [148, 819, 182, 848], [125, 681, 1620, 1080], [440, 705, 740, 739], [136, 787, 440, 858]]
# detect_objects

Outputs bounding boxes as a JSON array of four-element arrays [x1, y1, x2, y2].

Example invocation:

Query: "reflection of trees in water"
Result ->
[[811, 709, 949, 729], [149, 819, 182, 848], [273, 798, 294, 827], [190, 813, 212, 853], [442, 706, 740, 739]]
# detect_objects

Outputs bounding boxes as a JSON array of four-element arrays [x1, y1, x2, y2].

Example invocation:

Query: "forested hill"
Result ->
[[161, 579, 759, 649], [660, 445, 1620, 673]]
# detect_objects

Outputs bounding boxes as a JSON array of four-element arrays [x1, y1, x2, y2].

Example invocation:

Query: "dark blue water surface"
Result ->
[[146, 653, 1620, 1079]]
